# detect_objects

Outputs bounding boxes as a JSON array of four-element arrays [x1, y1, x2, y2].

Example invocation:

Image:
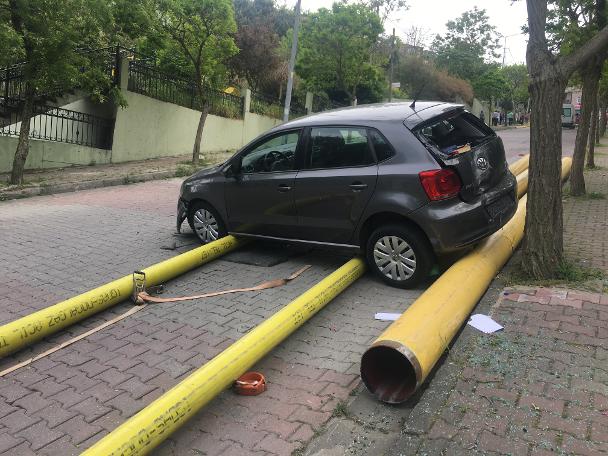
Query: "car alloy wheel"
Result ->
[[192, 208, 220, 243], [373, 235, 417, 281]]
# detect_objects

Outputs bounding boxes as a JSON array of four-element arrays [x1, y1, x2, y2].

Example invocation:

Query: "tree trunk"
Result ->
[[522, 0, 608, 279], [9, 83, 35, 185], [600, 100, 608, 138], [192, 102, 210, 166], [570, 65, 601, 194], [521, 77, 567, 278], [595, 97, 602, 143], [588, 97, 599, 168]]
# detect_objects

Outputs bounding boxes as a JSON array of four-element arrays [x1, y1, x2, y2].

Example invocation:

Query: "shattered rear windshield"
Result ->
[[417, 112, 494, 157]]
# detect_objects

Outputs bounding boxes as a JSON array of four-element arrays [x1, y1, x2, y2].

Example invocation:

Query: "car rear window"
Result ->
[[308, 127, 375, 169], [417, 112, 495, 157]]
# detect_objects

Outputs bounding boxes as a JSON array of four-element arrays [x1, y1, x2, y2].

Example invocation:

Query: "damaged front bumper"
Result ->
[[176, 199, 188, 233]]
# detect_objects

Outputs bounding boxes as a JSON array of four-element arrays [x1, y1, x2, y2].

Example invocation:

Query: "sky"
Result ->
[[280, 0, 529, 66]]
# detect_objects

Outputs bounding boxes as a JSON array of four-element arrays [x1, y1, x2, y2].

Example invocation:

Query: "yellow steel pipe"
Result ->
[[509, 154, 530, 177], [0, 236, 242, 358], [360, 158, 571, 404], [1, 154, 529, 360], [83, 257, 366, 456], [516, 170, 529, 198]]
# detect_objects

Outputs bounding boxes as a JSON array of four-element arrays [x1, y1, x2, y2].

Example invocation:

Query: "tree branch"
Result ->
[[162, 18, 197, 70], [561, 26, 608, 76]]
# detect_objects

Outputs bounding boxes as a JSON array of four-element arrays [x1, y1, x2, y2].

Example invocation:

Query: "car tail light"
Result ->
[[419, 168, 461, 201]]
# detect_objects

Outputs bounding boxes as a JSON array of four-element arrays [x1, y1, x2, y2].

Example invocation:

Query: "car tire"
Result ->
[[365, 224, 434, 289], [188, 201, 227, 244]]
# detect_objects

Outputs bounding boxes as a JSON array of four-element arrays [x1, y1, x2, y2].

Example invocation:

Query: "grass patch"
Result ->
[[556, 260, 604, 282], [313, 424, 327, 438], [507, 259, 605, 289], [585, 164, 606, 171], [175, 160, 210, 177], [175, 164, 198, 177], [332, 400, 349, 418], [563, 190, 606, 200]]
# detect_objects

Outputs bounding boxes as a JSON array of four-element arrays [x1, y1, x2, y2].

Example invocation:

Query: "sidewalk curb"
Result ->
[[492, 125, 526, 131], [0, 169, 176, 201]]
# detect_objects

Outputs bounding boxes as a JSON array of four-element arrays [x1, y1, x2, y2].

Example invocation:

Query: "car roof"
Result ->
[[273, 101, 465, 132]]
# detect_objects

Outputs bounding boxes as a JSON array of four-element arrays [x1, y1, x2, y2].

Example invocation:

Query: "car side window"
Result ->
[[240, 131, 299, 173], [308, 127, 375, 169], [369, 130, 395, 162]]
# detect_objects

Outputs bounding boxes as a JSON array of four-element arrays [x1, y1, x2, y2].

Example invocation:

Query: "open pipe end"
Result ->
[[360, 342, 422, 404]]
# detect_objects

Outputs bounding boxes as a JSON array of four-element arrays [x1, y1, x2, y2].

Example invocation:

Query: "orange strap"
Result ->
[[136, 265, 311, 303], [0, 305, 146, 377], [0, 265, 311, 377]]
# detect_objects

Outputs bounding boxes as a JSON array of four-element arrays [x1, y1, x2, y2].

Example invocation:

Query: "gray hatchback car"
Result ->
[[177, 102, 517, 288]]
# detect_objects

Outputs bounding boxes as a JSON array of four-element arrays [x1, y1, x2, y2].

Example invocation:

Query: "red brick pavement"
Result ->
[[397, 287, 608, 455]]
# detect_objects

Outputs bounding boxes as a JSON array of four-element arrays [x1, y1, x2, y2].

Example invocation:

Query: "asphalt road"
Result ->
[[498, 126, 577, 163]]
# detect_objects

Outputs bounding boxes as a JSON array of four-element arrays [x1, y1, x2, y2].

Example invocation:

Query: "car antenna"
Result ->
[[409, 81, 428, 110]]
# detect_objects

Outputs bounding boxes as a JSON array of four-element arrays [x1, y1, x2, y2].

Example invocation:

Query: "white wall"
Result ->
[[0, 136, 111, 173], [111, 91, 282, 163], [1, 89, 284, 171]]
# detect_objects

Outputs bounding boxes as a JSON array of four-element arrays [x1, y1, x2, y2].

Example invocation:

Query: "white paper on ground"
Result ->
[[374, 312, 402, 321], [467, 314, 504, 334]]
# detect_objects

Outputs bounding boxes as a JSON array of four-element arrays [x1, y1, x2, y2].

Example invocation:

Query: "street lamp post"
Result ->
[[389, 27, 395, 102], [283, 0, 302, 122]]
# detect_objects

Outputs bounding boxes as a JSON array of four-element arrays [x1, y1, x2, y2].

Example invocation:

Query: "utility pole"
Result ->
[[500, 33, 523, 68], [389, 27, 395, 102], [283, 0, 302, 122]]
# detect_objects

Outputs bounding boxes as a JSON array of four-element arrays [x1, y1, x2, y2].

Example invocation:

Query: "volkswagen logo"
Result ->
[[476, 157, 489, 170]]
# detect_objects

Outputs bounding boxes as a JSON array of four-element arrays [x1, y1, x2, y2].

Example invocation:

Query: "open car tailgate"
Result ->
[[413, 110, 510, 202]]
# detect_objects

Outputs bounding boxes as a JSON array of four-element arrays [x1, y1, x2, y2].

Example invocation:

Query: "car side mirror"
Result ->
[[224, 160, 241, 178]]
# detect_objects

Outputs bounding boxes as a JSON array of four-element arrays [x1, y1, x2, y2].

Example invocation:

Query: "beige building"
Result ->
[[564, 86, 583, 109]]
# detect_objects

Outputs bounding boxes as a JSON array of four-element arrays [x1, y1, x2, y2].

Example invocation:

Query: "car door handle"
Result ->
[[349, 183, 368, 191], [277, 184, 292, 192]]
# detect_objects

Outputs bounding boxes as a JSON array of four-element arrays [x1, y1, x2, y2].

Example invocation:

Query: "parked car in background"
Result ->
[[562, 103, 576, 128], [177, 102, 517, 288]]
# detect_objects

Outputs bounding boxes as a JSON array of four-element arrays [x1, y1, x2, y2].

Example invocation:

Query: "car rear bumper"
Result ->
[[413, 171, 518, 253]]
